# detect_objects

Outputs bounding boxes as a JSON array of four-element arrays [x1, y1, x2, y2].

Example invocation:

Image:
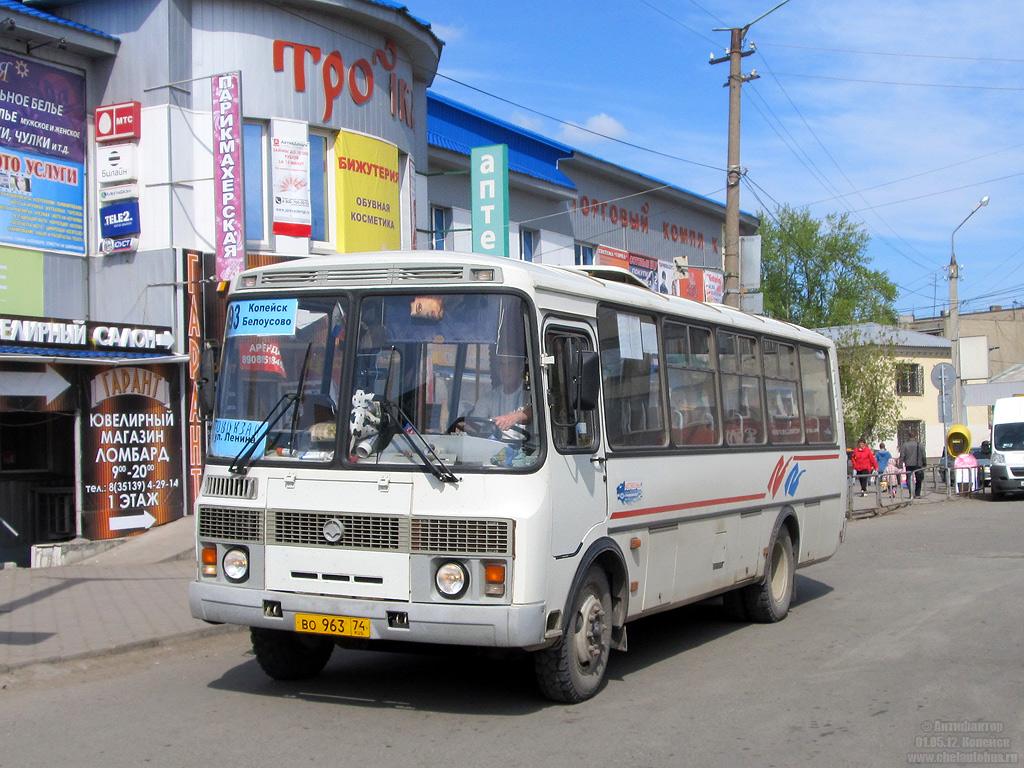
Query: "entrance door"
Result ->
[[543, 322, 606, 557]]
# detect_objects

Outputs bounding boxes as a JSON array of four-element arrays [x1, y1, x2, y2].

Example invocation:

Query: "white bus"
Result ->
[[190, 251, 847, 702]]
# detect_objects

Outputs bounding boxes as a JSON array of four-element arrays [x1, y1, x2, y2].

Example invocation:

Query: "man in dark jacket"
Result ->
[[899, 431, 926, 498]]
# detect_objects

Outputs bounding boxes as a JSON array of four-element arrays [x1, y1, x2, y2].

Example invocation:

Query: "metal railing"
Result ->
[[847, 465, 985, 516]]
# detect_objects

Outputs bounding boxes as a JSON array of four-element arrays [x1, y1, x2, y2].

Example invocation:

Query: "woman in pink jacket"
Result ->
[[851, 438, 878, 496]]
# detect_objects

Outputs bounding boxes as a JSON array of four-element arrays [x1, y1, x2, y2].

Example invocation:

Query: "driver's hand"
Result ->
[[492, 409, 525, 431]]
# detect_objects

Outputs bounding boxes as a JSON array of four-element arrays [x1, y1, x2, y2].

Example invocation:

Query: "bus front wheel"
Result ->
[[534, 566, 612, 703], [251, 627, 334, 680], [743, 526, 795, 623]]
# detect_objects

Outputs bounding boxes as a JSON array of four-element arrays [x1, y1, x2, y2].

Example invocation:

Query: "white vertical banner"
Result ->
[[270, 124, 311, 239]]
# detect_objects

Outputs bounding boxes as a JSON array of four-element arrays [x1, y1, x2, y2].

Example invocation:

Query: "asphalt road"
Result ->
[[2, 496, 1021, 768]]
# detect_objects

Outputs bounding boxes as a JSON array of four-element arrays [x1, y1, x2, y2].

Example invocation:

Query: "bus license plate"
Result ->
[[295, 613, 371, 638]]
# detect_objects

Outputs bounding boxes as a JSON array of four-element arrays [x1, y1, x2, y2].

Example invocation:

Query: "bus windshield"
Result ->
[[209, 291, 540, 473]]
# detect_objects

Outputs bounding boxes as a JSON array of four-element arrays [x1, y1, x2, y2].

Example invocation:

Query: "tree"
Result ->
[[758, 205, 898, 327], [832, 326, 904, 446]]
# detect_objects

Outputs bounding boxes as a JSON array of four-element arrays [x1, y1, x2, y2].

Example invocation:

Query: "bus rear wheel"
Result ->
[[743, 526, 795, 623], [534, 566, 612, 703], [251, 627, 334, 680]]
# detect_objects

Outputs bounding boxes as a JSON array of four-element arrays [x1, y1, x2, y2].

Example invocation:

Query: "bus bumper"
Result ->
[[189, 581, 548, 649]]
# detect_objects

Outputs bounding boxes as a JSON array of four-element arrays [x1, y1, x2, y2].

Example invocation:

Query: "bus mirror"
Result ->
[[573, 350, 600, 411], [197, 344, 218, 417]]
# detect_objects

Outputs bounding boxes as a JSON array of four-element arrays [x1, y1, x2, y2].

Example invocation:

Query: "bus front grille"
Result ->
[[202, 475, 258, 500], [197, 507, 513, 556], [198, 506, 263, 542], [411, 518, 513, 556], [269, 510, 404, 550]]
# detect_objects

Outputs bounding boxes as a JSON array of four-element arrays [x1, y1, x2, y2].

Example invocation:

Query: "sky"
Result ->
[[405, 0, 1023, 319]]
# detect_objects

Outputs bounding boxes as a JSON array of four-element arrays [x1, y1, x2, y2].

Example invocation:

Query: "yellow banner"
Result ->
[[334, 131, 400, 252]]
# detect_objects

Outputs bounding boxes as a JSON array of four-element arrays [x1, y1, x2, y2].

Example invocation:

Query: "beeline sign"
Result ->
[[95, 101, 141, 143]]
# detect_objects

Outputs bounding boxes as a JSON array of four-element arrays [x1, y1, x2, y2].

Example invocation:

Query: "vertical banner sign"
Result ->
[[81, 365, 184, 539], [271, 137, 311, 237], [184, 249, 206, 512], [334, 130, 400, 252], [470, 144, 509, 258], [0, 52, 87, 255], [212, 72, 245, 280]]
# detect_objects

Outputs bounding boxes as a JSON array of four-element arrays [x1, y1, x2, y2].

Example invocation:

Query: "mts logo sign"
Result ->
[[95, 101, 141, 143]]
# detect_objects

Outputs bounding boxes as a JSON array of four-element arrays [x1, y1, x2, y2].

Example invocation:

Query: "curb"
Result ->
[[0, 623, 245, 675]]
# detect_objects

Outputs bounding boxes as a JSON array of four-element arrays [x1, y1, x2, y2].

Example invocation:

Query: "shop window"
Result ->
[[431, 206, 451, 250], [574, 242, 594, 265], [243, 122, 268, 245], [309, 131, 331, 245], [245, 123, 332, 249], [520, 228, 537, 262]]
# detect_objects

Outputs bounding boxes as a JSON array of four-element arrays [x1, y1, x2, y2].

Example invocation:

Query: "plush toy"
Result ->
[[349, 389, 381, 454]]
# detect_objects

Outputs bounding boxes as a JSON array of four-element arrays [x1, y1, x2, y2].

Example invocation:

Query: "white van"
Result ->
[[989, 396, 1024, 498]]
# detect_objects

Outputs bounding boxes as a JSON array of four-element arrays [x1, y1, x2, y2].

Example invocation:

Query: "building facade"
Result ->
[[0, 0, 748, 565]]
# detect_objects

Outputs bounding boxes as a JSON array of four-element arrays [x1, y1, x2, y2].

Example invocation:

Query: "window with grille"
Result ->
[[896, 363, 924, 395]]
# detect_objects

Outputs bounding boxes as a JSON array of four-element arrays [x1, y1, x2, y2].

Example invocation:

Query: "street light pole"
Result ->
[[948, 195, 989, 425]]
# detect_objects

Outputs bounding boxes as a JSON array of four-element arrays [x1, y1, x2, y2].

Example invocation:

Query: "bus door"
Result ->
[[544, 322, 606, 557]]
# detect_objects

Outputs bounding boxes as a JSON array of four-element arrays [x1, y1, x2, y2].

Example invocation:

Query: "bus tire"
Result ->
[[534, 565, 612, 703], [250, 627, 334, 680], [743, 526, 795, 623]]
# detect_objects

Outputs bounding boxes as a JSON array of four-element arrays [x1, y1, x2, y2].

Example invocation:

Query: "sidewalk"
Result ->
[[0, 516, 240, 674]]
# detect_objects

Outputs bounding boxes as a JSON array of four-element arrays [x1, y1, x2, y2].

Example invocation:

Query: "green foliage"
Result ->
[[757, 205, 898, 327], [833, 327, 904, 445]]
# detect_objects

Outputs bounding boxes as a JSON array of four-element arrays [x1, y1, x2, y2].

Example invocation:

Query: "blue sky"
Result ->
[[407, 0, 1023, 319]]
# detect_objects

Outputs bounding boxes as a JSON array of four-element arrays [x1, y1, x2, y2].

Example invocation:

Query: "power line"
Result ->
[[757, 71, 1024, 92], [756, 42, 1024, 64]]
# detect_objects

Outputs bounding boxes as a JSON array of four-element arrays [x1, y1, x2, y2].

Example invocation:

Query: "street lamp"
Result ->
[[948, 195, 989, 425]]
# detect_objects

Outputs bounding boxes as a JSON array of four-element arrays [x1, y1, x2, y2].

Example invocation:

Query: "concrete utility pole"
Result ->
[[948, 195, 989, 424], [710, 0, 790, 308]]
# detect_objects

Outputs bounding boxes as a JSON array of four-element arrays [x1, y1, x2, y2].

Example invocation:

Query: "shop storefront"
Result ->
[[0, 0, 442, 564]]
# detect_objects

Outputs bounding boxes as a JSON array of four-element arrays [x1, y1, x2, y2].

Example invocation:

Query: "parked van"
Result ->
[[989, 397, 1024, 499]]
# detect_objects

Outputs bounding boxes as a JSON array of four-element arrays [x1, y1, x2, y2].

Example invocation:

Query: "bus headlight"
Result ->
[[435, 561, 468, 598], [222, 547, 249, 583]]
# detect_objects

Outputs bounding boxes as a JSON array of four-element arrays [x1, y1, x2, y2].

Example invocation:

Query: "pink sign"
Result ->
[[212, 73, 245, 281]]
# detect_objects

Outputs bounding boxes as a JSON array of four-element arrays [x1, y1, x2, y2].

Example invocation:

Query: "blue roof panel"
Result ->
[[3, 0, 118, 41], [427, 92, 575, 189]]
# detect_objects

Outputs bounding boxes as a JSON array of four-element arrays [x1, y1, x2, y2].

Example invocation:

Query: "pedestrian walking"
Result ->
[[851, 438, 878, 496], [899, 430, 927, 498]]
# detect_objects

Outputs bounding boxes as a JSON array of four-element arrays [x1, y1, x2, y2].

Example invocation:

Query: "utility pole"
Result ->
[[710, 0, 790, 308]]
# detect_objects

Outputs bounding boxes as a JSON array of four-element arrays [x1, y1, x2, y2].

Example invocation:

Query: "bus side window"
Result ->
[[547, 330, 598, 452]]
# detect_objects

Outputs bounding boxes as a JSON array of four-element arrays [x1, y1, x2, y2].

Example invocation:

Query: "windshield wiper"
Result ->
[[228, 392, 299, 476], [376, 346, 459, 484], [286, 342, 313, 454]]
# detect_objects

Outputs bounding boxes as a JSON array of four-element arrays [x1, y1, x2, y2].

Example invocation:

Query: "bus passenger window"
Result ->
[[598, 308, 667, 449], [664, 322, 720, 447]]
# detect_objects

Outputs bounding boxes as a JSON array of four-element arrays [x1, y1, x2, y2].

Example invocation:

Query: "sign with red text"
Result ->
[[0, 52, 86, 255], [212, 72, 245, 280], [334, 130, 399, 252], [95, 101, 141, 143], [271, 137, 311, 237]]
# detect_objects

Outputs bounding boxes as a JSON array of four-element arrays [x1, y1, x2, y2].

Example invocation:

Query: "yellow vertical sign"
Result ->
[[334, 131, 400, 252]]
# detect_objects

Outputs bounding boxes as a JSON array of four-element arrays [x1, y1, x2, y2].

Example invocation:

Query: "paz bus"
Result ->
[[189, 251, 847, 703]]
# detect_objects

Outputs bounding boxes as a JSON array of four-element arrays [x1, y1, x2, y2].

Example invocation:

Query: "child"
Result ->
[[883, 455, 904, 498]]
